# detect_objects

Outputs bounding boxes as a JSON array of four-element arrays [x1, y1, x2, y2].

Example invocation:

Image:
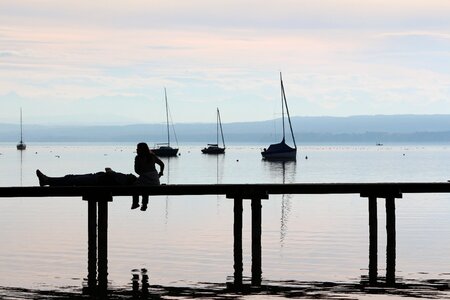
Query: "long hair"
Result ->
[[136, 142, 153, 160]]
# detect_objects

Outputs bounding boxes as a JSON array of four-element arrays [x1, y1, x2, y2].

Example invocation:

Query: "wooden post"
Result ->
[[233, 197, 243, 287], [87, 199, 97, 289], [98, 196, 110, 291], [251, 198, 262, 286], [368, 196, 378, 285], [385, 196, 396, 286]]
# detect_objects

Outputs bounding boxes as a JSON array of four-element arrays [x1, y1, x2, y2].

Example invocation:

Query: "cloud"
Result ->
[[2, 0, 450, 30], [374, 31, 450, 52], [1, 1, 450, 124]]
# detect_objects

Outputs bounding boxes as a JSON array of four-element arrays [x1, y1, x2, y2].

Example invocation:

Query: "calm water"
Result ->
[[1, 143, 450, 299]]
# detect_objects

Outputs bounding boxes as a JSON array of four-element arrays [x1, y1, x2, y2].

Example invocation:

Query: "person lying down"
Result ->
[[36, 168, 137, 187]]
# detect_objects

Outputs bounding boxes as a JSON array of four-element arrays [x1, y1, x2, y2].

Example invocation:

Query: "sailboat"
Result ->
[[261, 73, 297, 160], [16, 108, 26, 150], [202, 108, 226, 154], [151, 88, 179, 157]]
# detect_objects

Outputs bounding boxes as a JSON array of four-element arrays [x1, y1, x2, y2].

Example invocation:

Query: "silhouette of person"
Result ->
[[132, 142, 164, 211], [36, 168, 137, 186]]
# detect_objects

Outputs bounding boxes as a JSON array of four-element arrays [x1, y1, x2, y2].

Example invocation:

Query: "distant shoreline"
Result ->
[[1, 114, 450, 143]]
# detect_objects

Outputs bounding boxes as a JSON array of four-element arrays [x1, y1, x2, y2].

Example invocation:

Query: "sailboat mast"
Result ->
[[164, 88, 170, 147], [280, 73, 286, 141], [218, 108, 225, 148], [20, 107, 23, 143], [216, 108, 219, 146], [281, 78, 297, 149]]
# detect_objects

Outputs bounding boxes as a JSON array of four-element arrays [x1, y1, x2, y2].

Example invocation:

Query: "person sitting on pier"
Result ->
[[36, 168, 137, 187], [132, 142, 165, 211]]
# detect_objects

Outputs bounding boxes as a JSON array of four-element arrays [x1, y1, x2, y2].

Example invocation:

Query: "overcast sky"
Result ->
[[1, 0, 450, 125]]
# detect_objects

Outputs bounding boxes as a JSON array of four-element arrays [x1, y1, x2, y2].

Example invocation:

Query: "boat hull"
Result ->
[[261, 140, 296, 161], [201, 146, 225, 154], [261, 148, 296, 161], [151, 146, 179, 157], [16, 143, 26, 150]]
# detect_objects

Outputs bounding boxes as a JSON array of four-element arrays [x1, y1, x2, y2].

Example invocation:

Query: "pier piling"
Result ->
[[362, 190, 401, 287], [227, 190, 268, 288], [98, 197, 109, 290], [87, 199, 97, 288], [233, 197, 243, 287], [386, 196, 396, 286], [83, 193, 112, 293], [368, 196, 378, 285], [251, 198, 262, 286]]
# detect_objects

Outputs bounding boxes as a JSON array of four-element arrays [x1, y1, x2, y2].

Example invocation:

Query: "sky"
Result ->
[[1, 0, 450, 125]]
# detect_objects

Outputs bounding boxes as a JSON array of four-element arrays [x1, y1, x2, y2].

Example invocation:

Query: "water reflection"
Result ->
[[131, 268, 149, 298], [5, 277, 450, 299], [19, 150, 23, 186], [164, 157, 173, 224], [280, 194, 292, 247], [263, 160, 296, 247], [215, 153, 225, 184], [165, 156, 173, 185], [262, 159, 296, 183]]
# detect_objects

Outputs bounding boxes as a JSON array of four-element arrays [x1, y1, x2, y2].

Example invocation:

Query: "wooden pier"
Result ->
[[1, 182, 450, 292]]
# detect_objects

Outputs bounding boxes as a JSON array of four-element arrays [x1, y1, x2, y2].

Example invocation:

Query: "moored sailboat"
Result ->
[[261, 73, 297, 160], [202, 108, 226, 154], [16, 108, 26, 150], [151, 88, 179, 157]]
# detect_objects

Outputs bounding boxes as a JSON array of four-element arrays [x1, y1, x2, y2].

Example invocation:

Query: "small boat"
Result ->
[[202, 108, 226, 154], [261, 73, 297, 160], [16, 108, 26, 150], [151, 88, 179, 157]]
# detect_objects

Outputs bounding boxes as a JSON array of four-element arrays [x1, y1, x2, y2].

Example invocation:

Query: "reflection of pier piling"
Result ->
[[2, 183, 450, 293]]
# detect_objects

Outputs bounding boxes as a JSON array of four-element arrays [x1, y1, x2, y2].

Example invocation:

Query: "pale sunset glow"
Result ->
[[1, 0, 450, 124]]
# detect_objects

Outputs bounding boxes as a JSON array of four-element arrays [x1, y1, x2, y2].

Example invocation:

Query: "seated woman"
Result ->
[[36, 168, 137, 187], [132, 142, 165, 211]]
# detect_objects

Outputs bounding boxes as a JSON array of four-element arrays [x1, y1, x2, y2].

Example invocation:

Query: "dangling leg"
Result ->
[[131, 195, 140, 209], [140, 195, 149, 211]]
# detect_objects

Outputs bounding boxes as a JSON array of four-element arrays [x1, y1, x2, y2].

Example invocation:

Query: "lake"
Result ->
[[1, 142, 450, 299]]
